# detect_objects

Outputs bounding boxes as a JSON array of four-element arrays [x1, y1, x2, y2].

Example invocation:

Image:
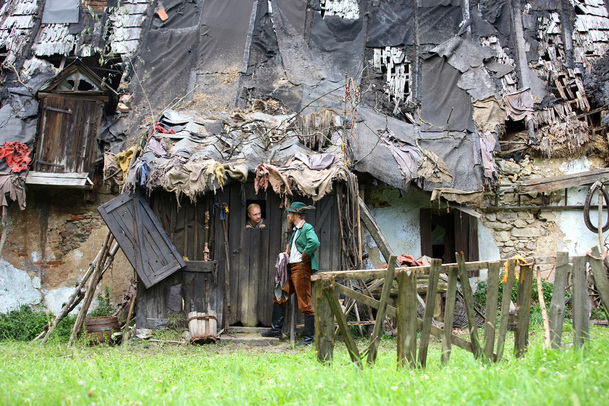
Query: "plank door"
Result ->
[[98, 192, 186, 288]]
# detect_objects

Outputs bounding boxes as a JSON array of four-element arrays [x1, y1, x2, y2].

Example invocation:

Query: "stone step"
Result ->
[[218, 333, 281, 346]]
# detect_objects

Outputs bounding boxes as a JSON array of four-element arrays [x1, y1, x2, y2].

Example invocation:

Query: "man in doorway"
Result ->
[[261, 202, 319, 346], [246, 203, 266, 228]]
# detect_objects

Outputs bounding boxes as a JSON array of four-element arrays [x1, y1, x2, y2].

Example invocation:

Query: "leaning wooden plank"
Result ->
[[588, 247, 609, 322], [314, 279, 334, 363], [397, 269, 418, 368], [333, 278, 473, 353], [324, 284, 361, 366], [367, 255, 397, 365], [418, 259, 441, 367], [442, 268, 459, 365], [572, 256, 590, 348], [456, 253, 482, 358], [358, 197, 394, 263], [514, 264, 534, 358], [549, 252, 570, 349], [496, 259, 516, 362], [483, 262, 500, 361]]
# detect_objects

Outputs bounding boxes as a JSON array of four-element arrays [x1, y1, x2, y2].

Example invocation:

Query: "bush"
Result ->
[[88, 286, 113, 318], [0, 305, 77, 342]]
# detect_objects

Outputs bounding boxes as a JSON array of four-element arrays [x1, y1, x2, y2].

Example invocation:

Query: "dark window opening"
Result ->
[[245, 199, 266, 226]]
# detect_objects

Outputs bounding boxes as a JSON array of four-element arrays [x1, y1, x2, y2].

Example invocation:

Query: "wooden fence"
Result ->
[[311, 250, 609, 367]]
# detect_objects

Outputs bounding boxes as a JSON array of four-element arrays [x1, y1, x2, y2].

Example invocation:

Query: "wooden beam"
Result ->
[[549, 252, 569, 349], [483, 262, 500, 361], [517, 168, 609, 193], [358, 196, 394, 263], [367, 256, 397, 365], [589, 247, 609, 323], [514, 264, 534, 358], [397, 268, 418, 368]]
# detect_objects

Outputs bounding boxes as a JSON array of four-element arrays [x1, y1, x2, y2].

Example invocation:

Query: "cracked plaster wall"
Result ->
[[0, 189, 132, 315]]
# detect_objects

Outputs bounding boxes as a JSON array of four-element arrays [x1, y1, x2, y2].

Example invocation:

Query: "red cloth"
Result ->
[[0, 142, 31, 172], [381, 253, 425, 268]]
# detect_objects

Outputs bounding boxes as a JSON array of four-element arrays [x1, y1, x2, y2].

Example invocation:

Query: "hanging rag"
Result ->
[[274, 252, 289, 302], [0, 142, 31, 172]]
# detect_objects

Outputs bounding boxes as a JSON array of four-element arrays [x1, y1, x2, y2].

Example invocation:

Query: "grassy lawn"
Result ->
[[1, 327, 609, 405]]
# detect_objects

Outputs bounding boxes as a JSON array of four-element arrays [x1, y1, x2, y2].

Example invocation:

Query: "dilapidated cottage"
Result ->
[[2, 0, 609, 331]]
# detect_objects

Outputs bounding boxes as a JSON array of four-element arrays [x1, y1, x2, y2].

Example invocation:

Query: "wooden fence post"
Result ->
[[549, 252, 569, 349], [588, 247, 609, 320], [418, 259, 441, 367], [496, 259, 515, 361], [483, 262, 500, 361], [314, 279, 334, 363], [397, 269, 417, 368], [572, 256, 590, 348], [441, 267, 458, 365], [324, 282, 362, 366], [514, 263, 533, 358], [456, 253, 482, 359], [367, 256, 397, 365]]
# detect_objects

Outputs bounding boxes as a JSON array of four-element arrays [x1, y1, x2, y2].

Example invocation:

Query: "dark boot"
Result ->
[[261, 305, 285, 337], [296, 314, 315, 346]]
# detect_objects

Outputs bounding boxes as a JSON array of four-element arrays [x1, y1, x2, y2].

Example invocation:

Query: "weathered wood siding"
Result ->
[[35, 94, 104, 173]]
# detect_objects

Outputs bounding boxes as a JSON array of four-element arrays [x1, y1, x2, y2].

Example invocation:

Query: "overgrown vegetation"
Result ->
[[0, 305, 76, 342], [1, 328, 609, 405], [87, 286, 113, 318]]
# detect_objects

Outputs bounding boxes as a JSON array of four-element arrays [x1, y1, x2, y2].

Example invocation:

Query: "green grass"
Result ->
[[1, 328, 609, 405]]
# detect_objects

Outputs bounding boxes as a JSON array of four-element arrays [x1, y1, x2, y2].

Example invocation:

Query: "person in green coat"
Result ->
[[261, 202, 320, 346]]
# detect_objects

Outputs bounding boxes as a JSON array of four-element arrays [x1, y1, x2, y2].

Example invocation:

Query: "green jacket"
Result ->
[[291, 222, 320, 271]]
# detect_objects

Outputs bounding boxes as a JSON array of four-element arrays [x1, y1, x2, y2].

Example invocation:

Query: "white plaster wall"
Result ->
[[0, 259, 42, 313], [475, 220, 501, 285], [364, 185, 431, 267]]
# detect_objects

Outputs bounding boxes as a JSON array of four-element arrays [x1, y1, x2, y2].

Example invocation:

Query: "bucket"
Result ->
[[188, 311, 217, 344], [85, 316, 120, 345]]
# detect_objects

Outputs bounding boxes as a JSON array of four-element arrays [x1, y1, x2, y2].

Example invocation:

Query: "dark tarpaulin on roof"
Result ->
[[42, 0, 79, 24], [352, 107, 484, 193], [276, 0, 307, 36], [418, 6, 462, 45], [309, 13, 366, 82], [366, 1, 414, 47], [151, 0, 203, 29], [199, 0, 256, 72], [421, 55, 475, 132]]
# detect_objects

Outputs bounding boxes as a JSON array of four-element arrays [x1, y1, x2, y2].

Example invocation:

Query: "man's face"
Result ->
[[287, 212, 295, 226], [248, 207, 262, 226]]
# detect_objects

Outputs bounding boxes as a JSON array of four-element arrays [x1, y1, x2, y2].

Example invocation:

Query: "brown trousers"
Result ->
[[274, 261, 314, 316]]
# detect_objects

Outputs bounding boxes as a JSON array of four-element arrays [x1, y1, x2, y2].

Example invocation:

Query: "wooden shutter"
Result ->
[[98, 192, 186, 288]]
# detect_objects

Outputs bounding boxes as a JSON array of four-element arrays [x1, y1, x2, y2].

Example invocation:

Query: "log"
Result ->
[[496, 259, 515, 362], [366, 256, 397, 364], [418, 259, 441, 367], [483, 262, 500, 361], [549, 252, 569, 349]]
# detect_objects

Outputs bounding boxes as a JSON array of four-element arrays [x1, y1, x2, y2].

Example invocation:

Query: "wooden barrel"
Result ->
[[187, 311, 217, 344], [85, 316, 120, 345]]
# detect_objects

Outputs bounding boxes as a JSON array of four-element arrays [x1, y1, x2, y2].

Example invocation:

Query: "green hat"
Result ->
[[287, 202, 315, 213]]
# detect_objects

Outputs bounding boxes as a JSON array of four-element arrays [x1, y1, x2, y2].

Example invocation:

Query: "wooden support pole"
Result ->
[[366, 255, 397, 365], [496, 259, 515, 362], [456, 253, 482, 359], [418, 259, 441, 367], [483, 262, 500, 361], [397, 268, 417, 368], [441, 267, 458, 365], [514, 263, 533, 358], [549, 252, 569, 349], [120, 293, 137, 345], [324, 283, 361, 366], [588, 247, 609, 322], [314, 279, 334, 363], [572, 256, 590, 348]]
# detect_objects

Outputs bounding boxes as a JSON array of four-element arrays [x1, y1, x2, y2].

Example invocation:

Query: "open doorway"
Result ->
[[420, 209, 479, 266]]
